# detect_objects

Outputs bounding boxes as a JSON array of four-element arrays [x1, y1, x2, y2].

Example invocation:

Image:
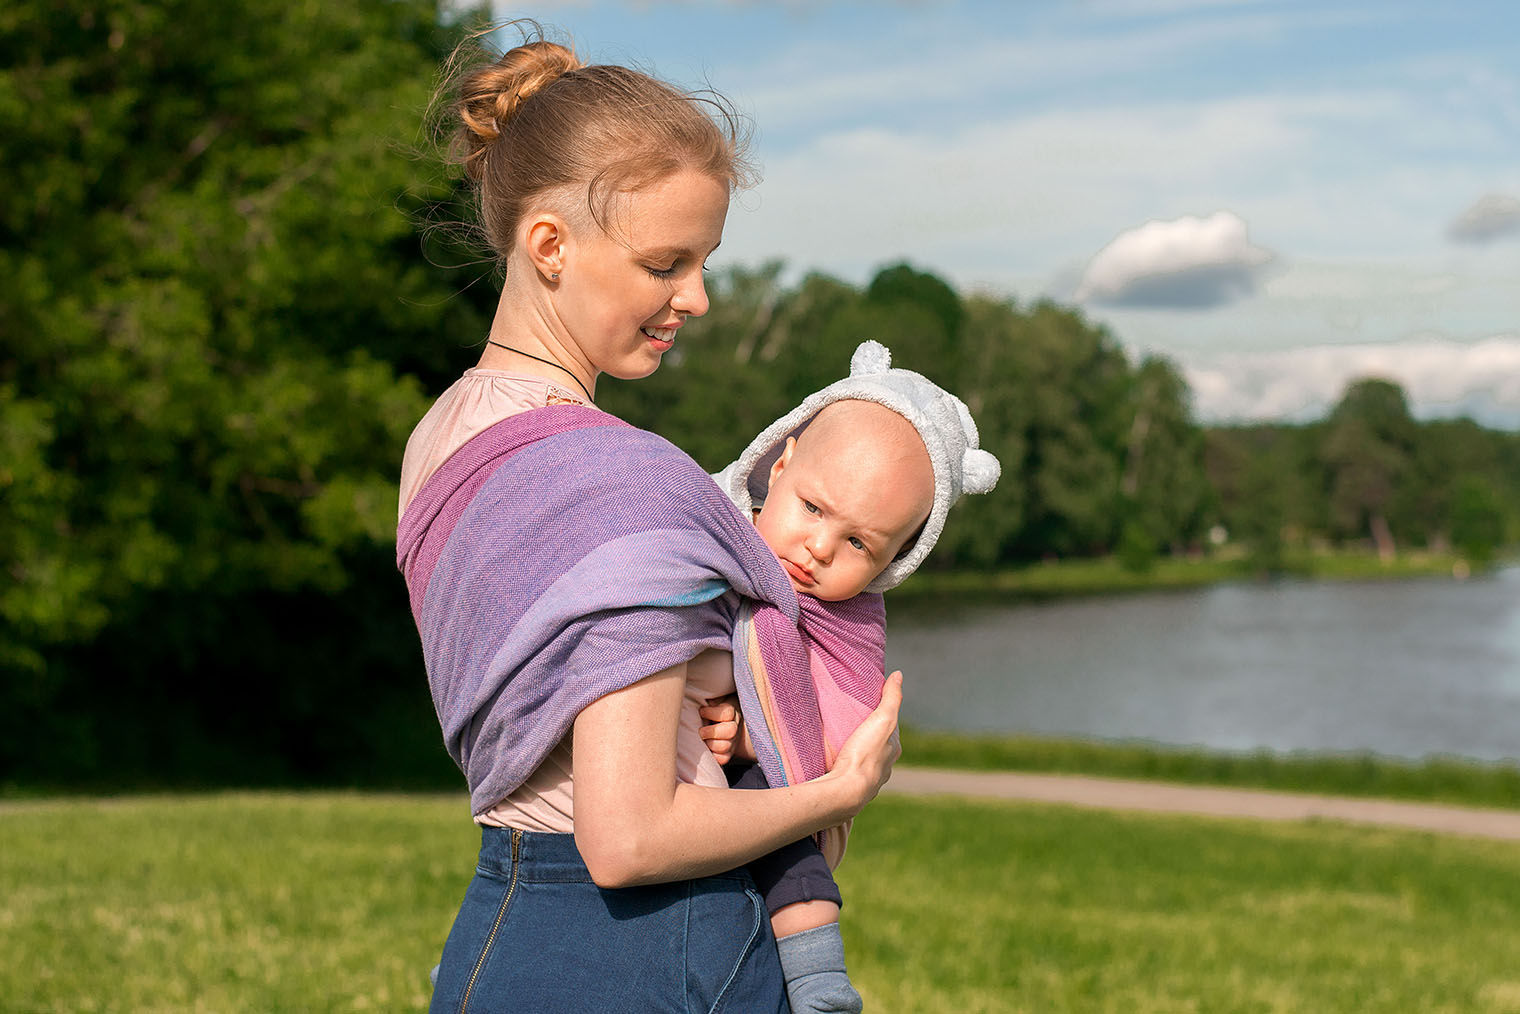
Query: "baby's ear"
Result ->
[[768, 437, 797, 485]]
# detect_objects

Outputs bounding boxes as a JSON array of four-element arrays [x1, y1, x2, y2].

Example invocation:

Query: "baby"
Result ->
[[705, 341, 1000, 1013]]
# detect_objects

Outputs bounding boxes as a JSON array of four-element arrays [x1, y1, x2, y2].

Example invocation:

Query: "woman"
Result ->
[[396, 30, 903, 1013]]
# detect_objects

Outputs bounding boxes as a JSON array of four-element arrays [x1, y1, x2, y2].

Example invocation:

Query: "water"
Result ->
[[886, 566, 1520, 762]]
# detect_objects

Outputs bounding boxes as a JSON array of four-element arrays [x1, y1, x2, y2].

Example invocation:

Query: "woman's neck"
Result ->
[[478, 284, 597, 401]]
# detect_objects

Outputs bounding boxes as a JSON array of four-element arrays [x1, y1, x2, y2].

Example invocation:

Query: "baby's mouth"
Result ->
[[780, 559, 814, 585]]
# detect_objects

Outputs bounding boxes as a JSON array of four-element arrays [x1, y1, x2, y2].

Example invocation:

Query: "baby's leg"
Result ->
[[728, 763, 862, 1012], [772, 898, 840, 937]]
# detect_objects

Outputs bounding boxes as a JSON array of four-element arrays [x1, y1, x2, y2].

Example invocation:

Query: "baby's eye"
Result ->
[[803, 500, 819, 514], [848, 537, 866, 552]]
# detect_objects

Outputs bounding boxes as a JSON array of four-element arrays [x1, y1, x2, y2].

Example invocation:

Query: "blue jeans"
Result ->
[[429, 827, 790, 1014]]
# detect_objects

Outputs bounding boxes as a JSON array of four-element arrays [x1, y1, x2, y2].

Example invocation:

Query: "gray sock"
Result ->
[[775, 923, 864, 1013]]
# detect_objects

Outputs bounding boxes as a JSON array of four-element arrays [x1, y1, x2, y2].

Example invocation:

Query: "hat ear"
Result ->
[[962, 448, 1000, 495], [850, 340, 891, 376], [953, 397, 980, 445]]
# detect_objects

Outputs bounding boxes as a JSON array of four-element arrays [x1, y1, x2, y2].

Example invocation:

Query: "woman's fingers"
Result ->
[[877, 671, 903, 720], [855, 671, 903, 743], [878, 671, 904, 763]]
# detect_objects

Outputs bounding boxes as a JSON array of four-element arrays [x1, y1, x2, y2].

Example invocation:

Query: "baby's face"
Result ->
[[754, 416, 933, 601]]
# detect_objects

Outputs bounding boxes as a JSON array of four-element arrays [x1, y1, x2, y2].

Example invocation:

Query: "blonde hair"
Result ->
[[438, 23, 755, 262]]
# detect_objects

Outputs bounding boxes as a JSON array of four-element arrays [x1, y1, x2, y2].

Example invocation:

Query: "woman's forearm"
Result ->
[[572, 664, 900, 888], [589, 777, 860, 887]]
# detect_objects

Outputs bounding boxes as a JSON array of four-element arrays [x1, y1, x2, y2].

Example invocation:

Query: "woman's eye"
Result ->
[[803, 501, 819, 514], [646, 263, 677, 279]]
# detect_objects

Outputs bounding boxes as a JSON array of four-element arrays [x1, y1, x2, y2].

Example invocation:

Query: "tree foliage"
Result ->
[[1205, 397, 1520, 562], [0, 0, 481, 783], [1321, 379, 1416, 556]]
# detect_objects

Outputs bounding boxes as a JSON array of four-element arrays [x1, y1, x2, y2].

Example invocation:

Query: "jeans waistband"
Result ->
[[479, 826, 752, 886]]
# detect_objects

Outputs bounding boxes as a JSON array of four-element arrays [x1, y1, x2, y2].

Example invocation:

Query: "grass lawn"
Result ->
[[5, 792, 1520, 1012]]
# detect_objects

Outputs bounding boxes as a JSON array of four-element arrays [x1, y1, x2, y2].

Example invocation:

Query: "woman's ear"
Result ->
[[768, 437, 797, 486], [522, 213, 567, 283]]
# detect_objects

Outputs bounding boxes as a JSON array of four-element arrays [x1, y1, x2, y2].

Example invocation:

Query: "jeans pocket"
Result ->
[[687, 879, 787, 1014]]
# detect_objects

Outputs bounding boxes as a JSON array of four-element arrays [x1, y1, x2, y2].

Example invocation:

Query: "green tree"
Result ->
[[0, 0, 477, 783], [1205, 422, 1324, 554], [864, 261, 964, 374], [1118, 355, 1209, 554], [1004, 301, 1131, 558], [1236, 452, 1290, 573], [928, 294, 1028, 568], [1320, 378, 1417, 558], [1401, 417, 1519, 550], [1450, 476, 1506, 565]]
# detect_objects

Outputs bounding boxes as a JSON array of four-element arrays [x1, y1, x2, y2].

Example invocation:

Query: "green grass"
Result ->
[[2, 793, 474, 1013], [899, 729, 1520, 811], [893, 549, 1484, 601], [6, 792, 1520, 1012], [840, 794, 1520, 1013]]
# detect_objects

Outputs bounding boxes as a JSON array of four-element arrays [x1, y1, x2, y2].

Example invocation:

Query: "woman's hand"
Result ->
[[573, 663, 903, 888], [820, 671, 903, 812]]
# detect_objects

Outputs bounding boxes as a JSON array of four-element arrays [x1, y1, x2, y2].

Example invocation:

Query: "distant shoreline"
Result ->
[[893, 549, 1515, 602]]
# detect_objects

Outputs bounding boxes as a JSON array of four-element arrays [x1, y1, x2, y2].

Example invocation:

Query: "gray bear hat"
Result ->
[[712, 340, 1001, 593]]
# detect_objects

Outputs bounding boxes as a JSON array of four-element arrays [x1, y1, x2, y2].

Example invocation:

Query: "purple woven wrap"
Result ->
[[396, 406, 886, 819]]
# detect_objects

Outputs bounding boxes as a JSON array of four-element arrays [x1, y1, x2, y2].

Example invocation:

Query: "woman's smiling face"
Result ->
[[555, 170, 730, 387]]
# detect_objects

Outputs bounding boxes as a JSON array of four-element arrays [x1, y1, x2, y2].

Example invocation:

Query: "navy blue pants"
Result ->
[[430, 827, 790, 1014]]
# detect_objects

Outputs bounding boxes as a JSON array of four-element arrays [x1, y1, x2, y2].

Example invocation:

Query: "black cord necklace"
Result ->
[[485, 340, 594, 403]]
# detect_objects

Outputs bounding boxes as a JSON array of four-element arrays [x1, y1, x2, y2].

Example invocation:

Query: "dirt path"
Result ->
[[884, 767, 1520, 842]]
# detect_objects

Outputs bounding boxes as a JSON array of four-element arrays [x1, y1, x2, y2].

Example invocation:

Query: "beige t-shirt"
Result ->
[[399, 369, 734, 831]]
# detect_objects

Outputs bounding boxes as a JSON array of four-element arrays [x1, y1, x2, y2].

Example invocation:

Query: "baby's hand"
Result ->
[[699, 694, 755, 766]]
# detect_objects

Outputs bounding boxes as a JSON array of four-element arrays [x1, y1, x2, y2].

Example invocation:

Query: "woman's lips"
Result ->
[[781, 559, 814, 585], [641, 325, 678, 349]]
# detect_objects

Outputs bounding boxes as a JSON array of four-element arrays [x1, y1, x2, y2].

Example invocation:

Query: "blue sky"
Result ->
[[489, 1, 1520, 425]]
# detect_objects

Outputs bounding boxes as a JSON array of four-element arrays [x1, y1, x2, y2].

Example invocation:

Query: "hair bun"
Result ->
[[456, 40, 582, 180]]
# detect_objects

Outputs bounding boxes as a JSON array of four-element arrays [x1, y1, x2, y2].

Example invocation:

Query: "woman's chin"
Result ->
[[605, 354, 665, 381]]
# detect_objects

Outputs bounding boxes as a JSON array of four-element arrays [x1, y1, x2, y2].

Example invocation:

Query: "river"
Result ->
[[886, 566, 1520, 762]]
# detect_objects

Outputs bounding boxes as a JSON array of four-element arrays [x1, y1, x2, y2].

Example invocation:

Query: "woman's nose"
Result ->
[[670, 269, 710, 318]]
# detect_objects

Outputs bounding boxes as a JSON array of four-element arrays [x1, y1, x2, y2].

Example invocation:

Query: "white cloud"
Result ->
[[1448, 193, 1520, 244], [1074, 211, 1275, 308], [1184, 336, 1520, 426]]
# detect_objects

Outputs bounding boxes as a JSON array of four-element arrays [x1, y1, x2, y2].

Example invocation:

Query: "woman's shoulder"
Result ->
[[400, 370, 586, 518]]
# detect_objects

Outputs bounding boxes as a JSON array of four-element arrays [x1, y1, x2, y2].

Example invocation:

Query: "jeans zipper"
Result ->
[[460, 828, 522, 1013]]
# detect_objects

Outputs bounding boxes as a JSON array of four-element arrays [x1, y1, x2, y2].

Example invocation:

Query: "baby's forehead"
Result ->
[[794, 401, 934, 506], [801, 400, 922, 455], [805, 403, 923, 466]]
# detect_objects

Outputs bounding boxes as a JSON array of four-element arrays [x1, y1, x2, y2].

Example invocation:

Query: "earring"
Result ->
[[549, 272, 560, 281]]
